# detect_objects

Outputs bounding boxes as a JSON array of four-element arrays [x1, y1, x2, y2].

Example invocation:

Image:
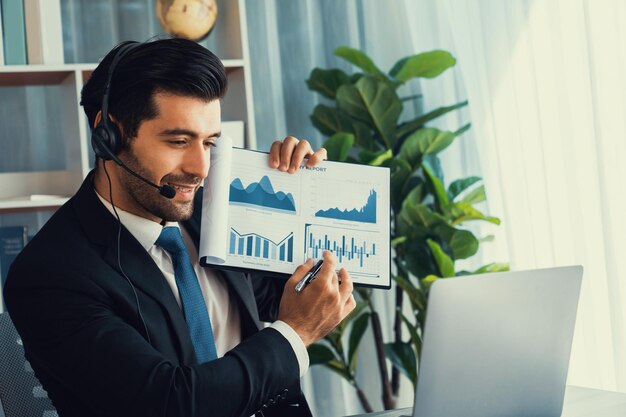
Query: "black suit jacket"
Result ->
[[4, 173, 312, 417]]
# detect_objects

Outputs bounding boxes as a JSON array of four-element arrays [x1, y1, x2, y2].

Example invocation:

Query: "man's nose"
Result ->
[[183, 143, 211, 179]]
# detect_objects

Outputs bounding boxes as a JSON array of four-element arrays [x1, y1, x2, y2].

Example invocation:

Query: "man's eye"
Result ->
[[204, 141, 217, 148], [169, 140, 186, 146]]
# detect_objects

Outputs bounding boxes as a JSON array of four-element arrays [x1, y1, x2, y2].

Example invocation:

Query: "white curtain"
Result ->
[[434, 0, 626, 393], [246, 0, 626, 414]]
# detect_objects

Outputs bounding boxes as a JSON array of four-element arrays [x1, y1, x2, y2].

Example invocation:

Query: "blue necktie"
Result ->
[[156, 226, 218, 363]]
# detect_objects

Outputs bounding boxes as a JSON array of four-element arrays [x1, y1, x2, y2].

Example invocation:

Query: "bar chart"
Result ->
[[304, 223, 380, 279], [228, 228, 294, 263]]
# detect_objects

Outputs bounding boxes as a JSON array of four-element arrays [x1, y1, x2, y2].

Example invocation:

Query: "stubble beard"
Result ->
[[118, 150, 201, 222]]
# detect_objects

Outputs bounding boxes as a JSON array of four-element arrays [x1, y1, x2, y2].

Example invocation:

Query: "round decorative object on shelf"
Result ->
[[156, 0, 218, 42]]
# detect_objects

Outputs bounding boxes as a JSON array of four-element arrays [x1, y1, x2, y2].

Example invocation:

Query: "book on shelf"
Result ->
[[1, 0, 27, 65], [0, 3, 4, 66], [0, 226, 28, 312], [199, 136, 391, 289], [23, 0, 64, 65]]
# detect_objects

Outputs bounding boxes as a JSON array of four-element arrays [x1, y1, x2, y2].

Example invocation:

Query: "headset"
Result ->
[[92, 42, 170, 346], [91, 41, 176, 199]]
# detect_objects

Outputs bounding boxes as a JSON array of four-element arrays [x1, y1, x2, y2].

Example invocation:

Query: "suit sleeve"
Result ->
[[5, 262, 300, 417], [249, 272, 287, 323]]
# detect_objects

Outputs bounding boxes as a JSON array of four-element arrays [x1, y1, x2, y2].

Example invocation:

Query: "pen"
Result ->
[[294, 259, 324, 293]]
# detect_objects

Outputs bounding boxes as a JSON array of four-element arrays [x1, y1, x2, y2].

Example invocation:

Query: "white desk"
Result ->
[[347, 386, 626, 417]]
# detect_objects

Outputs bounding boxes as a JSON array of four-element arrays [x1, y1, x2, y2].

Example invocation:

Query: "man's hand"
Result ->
[[269, 137, 353, 345], [277, 251, 356, 347], [269, 136, 327, 173]]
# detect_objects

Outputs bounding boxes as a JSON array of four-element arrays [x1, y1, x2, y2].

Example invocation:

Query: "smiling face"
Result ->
[[95, 92, 221, 223]]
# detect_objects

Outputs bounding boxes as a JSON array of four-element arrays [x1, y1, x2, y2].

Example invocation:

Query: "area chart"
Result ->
[[229, 175, 296, 212], [315, 189, 376, 223]]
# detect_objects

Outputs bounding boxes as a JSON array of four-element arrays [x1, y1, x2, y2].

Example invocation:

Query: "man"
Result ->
[[4, 38, 355, 417]]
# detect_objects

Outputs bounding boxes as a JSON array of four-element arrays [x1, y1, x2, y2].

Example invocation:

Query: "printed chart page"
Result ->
[[200, 139, 390, 288]]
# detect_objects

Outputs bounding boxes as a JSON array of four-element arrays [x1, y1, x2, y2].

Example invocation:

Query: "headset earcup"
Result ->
[[91, 122, 121, 160]]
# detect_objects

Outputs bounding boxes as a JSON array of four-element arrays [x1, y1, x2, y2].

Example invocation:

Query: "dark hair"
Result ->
[[81, 38, 227, 146]]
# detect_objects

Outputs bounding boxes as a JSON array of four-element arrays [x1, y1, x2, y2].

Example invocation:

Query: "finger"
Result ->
[[288, 139, 313, 172], [269, 141, 282, 169], [308, 250, 337, 289], [321, 250, 338, 274], [338, 267, 353, 301], [344, 293, 356, 313], [279, 136, 299, 172], [305, 147, 328, 167], [288, 258, 315, 285]]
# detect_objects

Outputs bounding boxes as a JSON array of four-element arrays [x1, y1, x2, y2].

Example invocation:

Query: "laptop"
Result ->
[[349, 266, 583, 417]]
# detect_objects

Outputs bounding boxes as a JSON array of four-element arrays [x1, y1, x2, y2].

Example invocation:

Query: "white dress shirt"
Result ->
[[96, 191, 309, 376]]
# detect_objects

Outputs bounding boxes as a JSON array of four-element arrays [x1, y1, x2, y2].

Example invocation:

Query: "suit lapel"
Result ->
[[102, 231, 196, 363], [72, 173, 196, 363]]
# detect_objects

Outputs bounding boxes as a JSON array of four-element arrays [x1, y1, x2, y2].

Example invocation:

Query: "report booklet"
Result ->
[[199, 136, 390, 288]]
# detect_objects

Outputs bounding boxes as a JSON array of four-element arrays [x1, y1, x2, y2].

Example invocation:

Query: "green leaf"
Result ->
[[310, 105, 376, 150], [308, 343, 337, 365], [422, 160, 449, 209], [479, 234, 495, 243], [323, 132, 355, 162], [401, 184, 425, 212], [336, 76, 402, 148], [454, 122, 472, 137], [399, 128, 455, 169], [449, 229, 479, 259], [448, 176, 481, 201], [400, 313, 422, 360], [306, 68, 351, 99], [422, 154, 444, 182], [390, 158, 412, 210], [461, 185, 486, 204], [335, 46, 385, 77], [324, 360, 353, 381], [447, 202, 501, 226], [310, 104, 351, 136], [359, 149, 392, 166], [348, 312, 371, 371], [398, 202, 435, 235], [338, 301, 369, 332], [395, 181, 426, 232], [393, 274, 425, 311], [389, 50, 456, 82], [421, 274, 440, 290], [325, 328, 344, 357], [384, 342, 417, 386], [426, 239, 455, 277], [474, 263, 510, 274], [396, 101, 468, 139], [400, 93, 423, 102], [355, 287, 372, 303], [398, 201, 449, 239], [404, 239, 440, 279]]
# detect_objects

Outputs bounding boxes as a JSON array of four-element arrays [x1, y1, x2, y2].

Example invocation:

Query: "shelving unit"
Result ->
[[0, 0, 256, 214], [0, 0, 256, 312]]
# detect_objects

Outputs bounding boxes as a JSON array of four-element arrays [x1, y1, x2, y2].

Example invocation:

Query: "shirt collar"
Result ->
[[94, 189, 178, 251]]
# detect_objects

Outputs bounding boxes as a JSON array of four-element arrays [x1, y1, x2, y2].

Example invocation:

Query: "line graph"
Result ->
[[229, 228, 294, 263]]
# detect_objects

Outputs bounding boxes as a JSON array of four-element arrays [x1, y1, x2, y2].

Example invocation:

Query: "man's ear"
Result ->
[[94, 112, 122, 133], [94, 111, 103, 128]]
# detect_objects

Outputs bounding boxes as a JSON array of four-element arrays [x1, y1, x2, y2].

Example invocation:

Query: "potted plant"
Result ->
[[305, 46, 508, 412]]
